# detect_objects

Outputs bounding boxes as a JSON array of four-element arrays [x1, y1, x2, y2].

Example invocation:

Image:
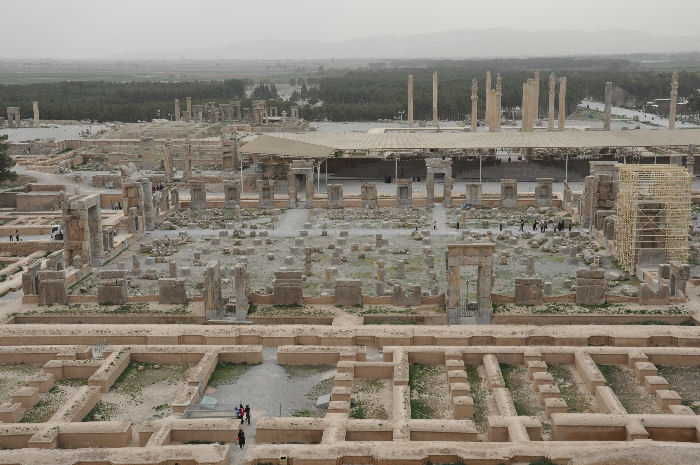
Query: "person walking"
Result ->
[[433, 221, 436, 230], [519, 220, 524, 232], [532, 220, 537, 231], [499, 222, 503, 232], [239, 404, 244, 423], [244, 404, 251, 426], [9, 232, 12, 242], [15, 230, 19, 242], [237, 429, 245, 449]]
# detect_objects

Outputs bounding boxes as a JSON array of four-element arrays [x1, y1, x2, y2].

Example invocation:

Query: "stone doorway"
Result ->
[[446, 243, 495, 324]]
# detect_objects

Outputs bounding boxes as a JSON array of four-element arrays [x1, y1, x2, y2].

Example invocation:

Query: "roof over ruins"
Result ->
[[239, 129, 700, 158]]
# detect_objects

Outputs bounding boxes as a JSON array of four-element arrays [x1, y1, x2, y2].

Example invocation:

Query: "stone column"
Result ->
[[476, 256, 493, 319], [446, 265, 460, 309], [32, 101, 39, 123], [426, 173, 434, 208], [186, 96, 192, 117], [603, 82, 612, 131], [163, 140, 173, 184], [495, 74, 502, 131], [204, 261, 223, 319], [173, 99, 180, 122], [485, 71, 492, 128], [558, 77, 567, 131], [470, 79, 478, 132], [184, 142, 192, 184], [408, 74, 414, 124], [521, 82, 529, 132], [443, 176, 453, 207], [528, 78, 537, 129], [306, 172, 314, 209], [548, 73, 556, 131], [687, 146, 695, 175], [432, 71, 438, 123], [234, 263, 249, 319], [488, 89, 496, 132], [287, 168, 297, 208], [669, 72, 679, 130], [533, 71, 540, 124]]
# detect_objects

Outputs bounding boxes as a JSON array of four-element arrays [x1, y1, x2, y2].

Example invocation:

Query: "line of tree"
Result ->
[[0, 135, 17, 182], [0, 79, 247, 122], [1, 65, 698, 123]]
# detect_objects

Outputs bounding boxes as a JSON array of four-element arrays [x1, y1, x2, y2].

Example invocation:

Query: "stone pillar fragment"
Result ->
[[558, 77, 567, 131], [174, 99, 181, 122], [32, 101, 39, 123], [432, 71, 438, 123], [548, 73, 556, 131], [204, 261, 223, 318], [224, 180, 241, 208], [361, 184, 377, 209], [470, 79, 478, 132], [603, 82, 612, 131], [234, 263, 249, 319], [407, 75, 414, 124], [669, 72, 678, 130]]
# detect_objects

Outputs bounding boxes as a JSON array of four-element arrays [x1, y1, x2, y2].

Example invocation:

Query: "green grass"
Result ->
[[82, 400, 118, 421], [548, 365, 591, 413], [465, 365, 487, 431], [283, 365, 334, 380], [349, 400, 366, 419], [206, 363, 255, 388], [291, 409, 315, 417], [409, 364, 436, 419]]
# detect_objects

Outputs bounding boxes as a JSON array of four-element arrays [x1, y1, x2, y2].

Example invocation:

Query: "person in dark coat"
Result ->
[[237, 429, 245, 449], [244, 404, 251, 425]]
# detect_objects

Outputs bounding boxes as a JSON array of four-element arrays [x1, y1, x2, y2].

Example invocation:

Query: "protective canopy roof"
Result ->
[[239, 129, 700, 158]]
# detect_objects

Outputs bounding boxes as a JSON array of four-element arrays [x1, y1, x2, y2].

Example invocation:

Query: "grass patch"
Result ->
[[548, 365, 591, 413], [409, 364, 436, 419], [82, 400, 118, 421], [465, 365, 487, 431], [501, 364, 540, 416], [111, 363, 188, 402], [206, 363, 255, 389], [283, 365, 334, 380], [349, 401, 367, 419]]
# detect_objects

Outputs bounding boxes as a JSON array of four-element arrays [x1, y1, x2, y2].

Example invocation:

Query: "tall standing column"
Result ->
[[548, 73, 556, 130], [186, 97, 192, 117], [407, 75, 414, 124], [32, 101, 39, 123], [528, 79, 537, 131], [432, 71, 438, 123], [603, 82, 613, 131], [521, 82, 529, 132], [669, 72, 679, 130], [495, 74, 502, 131], [558, 77, 567, 131], [470, 79, 478, 133], [174, 99, 181, 122], [488, 89, 496, 132], [533, 71, 540, 125], [485, 71, 492, 128], [447, 266, 460, 309]]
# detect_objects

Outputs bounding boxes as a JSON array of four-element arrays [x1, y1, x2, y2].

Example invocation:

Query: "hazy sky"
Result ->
[[2, 0, 700, 59]]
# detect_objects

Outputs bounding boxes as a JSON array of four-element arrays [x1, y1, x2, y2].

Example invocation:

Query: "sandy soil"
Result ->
[[351, 379, 392, 420], [0, 364, 44, 404]]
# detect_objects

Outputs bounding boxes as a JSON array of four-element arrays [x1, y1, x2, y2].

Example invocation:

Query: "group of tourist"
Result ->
[[8, 230, 20, 242], [236, 403, 251, 449], [517, 219, 571, 233]]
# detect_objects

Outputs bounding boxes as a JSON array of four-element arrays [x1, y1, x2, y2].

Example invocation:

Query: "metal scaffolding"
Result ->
[[615, 164, 692, 273]]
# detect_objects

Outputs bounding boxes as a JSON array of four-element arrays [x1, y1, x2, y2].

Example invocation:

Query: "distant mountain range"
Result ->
[[116, 27, 700, 60]]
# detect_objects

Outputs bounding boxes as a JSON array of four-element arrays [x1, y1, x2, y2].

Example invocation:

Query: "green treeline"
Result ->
[[1, 66, 699, 122], [0, 79, 246, 122]]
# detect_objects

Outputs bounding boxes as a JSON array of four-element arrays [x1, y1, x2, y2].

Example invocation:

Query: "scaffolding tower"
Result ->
[[615, 164, 692, 273]]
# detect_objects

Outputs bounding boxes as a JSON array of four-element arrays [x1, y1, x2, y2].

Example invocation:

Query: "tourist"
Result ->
[[237, 429, 245, 449], [499, 222, 503, 232], [244, 404, 251, 425], [519, 220, 524, 232], [239, 404, 245, 423], [532, 220, 537, 231], [456, 222, 460, 230], [433, 221, 436, 230], [9, 232, 12, 242], [568, 223, 572, 232], [15, 230, 19, 242]]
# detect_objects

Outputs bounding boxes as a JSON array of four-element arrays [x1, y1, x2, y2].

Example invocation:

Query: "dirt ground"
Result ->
[[599, 365, 662, 414], [656, 366, 700, 413], [548, 364, 596, 413], [409, 364, 453, 419], [0, 363, 44, 404], [87, 363, 190, 443], [350, 378, 392, 420], [20, 379, 86, 423]]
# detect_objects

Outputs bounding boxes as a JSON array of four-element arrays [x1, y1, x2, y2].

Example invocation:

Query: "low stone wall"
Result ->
[[10, 313, 204, 325], [0, 240, 62, 255], [247, 316, 334, 325], [492, 314, 693, 325]]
